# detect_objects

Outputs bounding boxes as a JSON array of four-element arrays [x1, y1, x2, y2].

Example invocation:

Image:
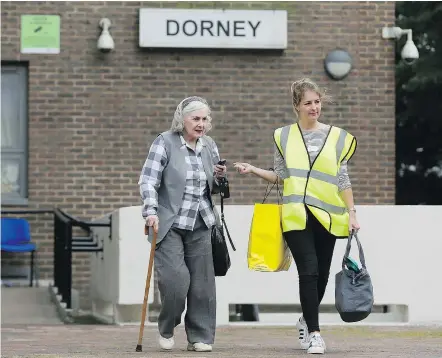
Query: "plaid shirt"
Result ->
[[138, 134, 220, 231]]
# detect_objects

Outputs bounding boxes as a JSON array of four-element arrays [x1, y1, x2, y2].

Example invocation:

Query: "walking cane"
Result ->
[[135, 224, 157, 352]]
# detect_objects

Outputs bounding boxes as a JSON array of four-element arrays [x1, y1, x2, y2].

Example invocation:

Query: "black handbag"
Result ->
[[211, 179, 236, 276]]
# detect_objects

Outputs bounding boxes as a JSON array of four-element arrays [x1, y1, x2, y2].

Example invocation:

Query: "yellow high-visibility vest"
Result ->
[[274, 123, 357, 237]]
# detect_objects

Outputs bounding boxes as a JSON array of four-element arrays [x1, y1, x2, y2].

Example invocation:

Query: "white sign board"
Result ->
[[139, 8, 287, 50]]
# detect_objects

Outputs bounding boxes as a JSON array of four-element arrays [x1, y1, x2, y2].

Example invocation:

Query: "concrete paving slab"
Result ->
[[1, 287, 62, 325]]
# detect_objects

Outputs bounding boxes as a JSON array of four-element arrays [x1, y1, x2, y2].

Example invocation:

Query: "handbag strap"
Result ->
[[262, 169, 282, 204], [220, 195, 236, 251], [342, 231, 367, 270]]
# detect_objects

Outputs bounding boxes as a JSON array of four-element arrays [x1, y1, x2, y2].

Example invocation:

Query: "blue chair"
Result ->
[[1, 218, 37, 287]]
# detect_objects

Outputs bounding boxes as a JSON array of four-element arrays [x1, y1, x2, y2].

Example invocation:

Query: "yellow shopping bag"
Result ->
[[247, 202, 292, 272]]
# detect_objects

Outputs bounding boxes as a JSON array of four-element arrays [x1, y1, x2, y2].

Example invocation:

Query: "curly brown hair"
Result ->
[[290, 78, 332, 116]]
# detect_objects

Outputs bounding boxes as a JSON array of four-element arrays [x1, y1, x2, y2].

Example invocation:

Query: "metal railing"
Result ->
[[53, 208, 111, 309]]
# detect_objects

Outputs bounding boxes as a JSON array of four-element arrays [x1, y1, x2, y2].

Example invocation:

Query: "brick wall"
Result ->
[[1, 1, 396, 307]]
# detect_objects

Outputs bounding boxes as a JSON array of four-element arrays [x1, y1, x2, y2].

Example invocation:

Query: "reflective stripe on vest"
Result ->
[[274, 124, 356, 236], [282, 194, 347, 215]]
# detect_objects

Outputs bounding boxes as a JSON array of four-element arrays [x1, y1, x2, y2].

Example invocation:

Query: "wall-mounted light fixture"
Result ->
[[382, 26, 419, 65], [324, 49, 353, 81], [97, 18, 114, 53]]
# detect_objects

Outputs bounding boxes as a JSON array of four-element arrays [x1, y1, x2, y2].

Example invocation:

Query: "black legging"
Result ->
[[283, 207, 337, 333]]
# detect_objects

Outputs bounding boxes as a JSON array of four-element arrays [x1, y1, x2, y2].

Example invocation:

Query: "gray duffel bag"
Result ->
[[335, 231, 374, 323]]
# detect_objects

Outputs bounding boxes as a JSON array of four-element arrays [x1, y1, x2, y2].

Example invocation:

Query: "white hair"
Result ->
[[170, 96, 213, 133]]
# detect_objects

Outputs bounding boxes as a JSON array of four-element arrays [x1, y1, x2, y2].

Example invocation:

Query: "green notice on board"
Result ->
[[21, 15, 60, 54]]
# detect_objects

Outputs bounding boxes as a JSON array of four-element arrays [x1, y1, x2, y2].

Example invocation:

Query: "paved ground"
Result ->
[[2, 324, 442, 357]]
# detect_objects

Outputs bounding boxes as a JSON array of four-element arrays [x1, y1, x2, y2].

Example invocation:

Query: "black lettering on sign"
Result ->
[[166, 20, 179, 36], [217, 21, 229, 36], [249, 21, 261, 37], [164, 19, 263, 38], [200, 20, 214, 36], [183, 20, 197, 36], [233, 21, 245, 37]]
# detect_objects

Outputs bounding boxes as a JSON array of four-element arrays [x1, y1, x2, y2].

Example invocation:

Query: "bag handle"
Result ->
[[342, 231, 367, 271], [220, 192, 236, 251], [262, 169, 282, 204]]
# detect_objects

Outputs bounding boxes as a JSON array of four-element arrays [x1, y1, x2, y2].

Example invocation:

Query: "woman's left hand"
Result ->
[[349, 212, 361, 233], [214, 163, 227, 178]]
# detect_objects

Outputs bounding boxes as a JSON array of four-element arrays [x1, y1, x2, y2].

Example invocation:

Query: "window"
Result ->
[[1, 64, 28, 205]]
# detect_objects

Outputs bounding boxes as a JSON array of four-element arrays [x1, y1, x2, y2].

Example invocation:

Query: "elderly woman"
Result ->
[[138, 96, 226, 353]]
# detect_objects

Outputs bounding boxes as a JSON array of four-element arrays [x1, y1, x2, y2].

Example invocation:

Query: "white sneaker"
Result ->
[[159, 335, 174, 350], [307, 333, 326, 354], [295, 316, 309, 350], [187, 342, 213, 352]]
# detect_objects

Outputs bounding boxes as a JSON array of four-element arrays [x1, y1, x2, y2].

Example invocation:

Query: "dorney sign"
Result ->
[[139, 8, 287, 50]]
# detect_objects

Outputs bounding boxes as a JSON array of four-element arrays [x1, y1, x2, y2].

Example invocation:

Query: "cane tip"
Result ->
[[135, 344, 142, 352]]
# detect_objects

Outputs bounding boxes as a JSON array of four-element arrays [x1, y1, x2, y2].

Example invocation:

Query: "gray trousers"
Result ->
[[155, 214, 216, 344]]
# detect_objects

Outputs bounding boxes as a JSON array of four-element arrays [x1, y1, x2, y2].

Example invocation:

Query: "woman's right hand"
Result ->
[[145, 215, 159, 233], [234, 162, 255, 175]]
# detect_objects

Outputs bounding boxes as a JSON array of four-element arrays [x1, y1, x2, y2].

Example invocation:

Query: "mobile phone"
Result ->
[[218, 159, 226, 166]]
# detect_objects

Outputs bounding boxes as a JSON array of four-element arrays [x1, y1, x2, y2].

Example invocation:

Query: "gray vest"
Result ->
[[149, 130, 217, 245]]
